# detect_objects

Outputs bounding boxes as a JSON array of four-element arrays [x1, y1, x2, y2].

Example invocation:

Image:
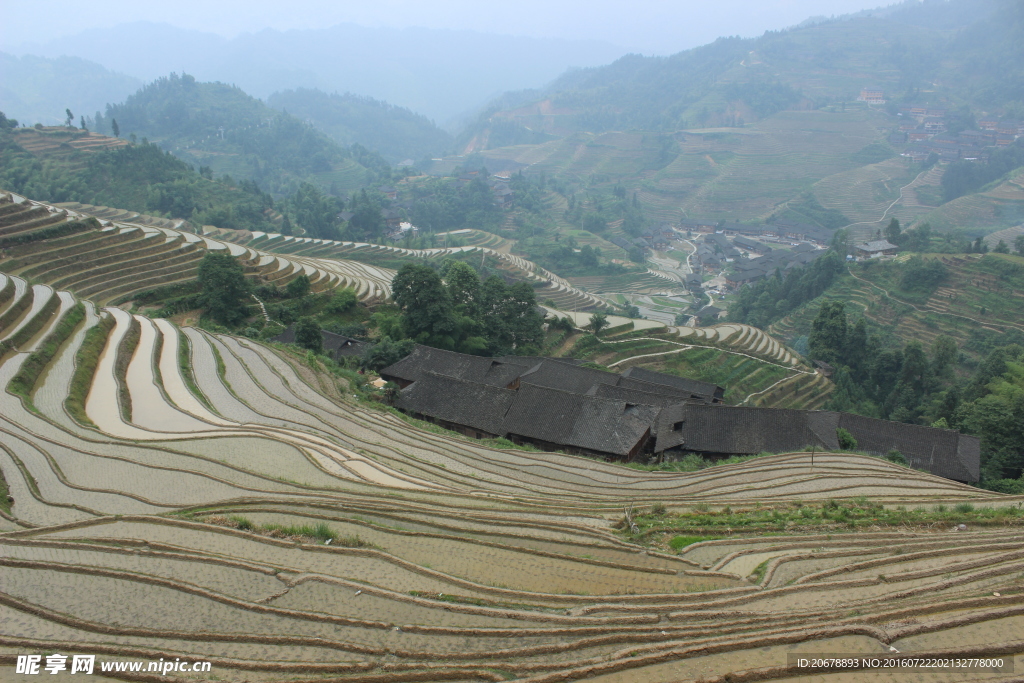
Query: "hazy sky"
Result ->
[[5, 0, 892, 55]]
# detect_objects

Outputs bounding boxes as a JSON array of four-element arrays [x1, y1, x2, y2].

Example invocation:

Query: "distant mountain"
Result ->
[[463, 0, 1023, 145], [10, 22, 627, 124], [101, 74, 391, 197], [267, 89, 453, 164], [0, 52, 140, 126]]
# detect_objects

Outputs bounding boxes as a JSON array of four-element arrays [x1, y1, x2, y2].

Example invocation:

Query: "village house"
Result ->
[[720, 222, 767, 238], [854, 239, 899, 259], [732, 236, 772, 255], [725, 269, 766, 288], [272, 326, 368, 361], [654, 404, 979, 482], [384, 347, 723, 460], [679, 219, 717, 234], [381, 347, 979, 481], [858, 86, 885, 104]]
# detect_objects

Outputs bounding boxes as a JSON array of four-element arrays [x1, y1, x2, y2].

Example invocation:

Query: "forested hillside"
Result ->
[[0, 121, 278, 231], [94, 73, 392, 197], [0, 52, 140, 127], [463, 0, 1022, 144], [267, 89, 453, 163]]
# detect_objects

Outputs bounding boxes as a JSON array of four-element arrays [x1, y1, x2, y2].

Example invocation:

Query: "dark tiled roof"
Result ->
[[505, 383, 656, 456], [655, 405, 839, 453], [727, 269, 765, 283], [380, 345, 531, 387], [620, 366, 723, 400], [271, 326, 368, 358], [502, 383, 583, 445], [589, 382, 702, 408], [615, 376, 709, 401], [568, 395, 658, 456], [395, 371, 514, 435], [517, 359, 620, 394], [493, 355, 583, 367], [837, 413, 978, 482], [651, 405, 980, 482], [732, 236, 761, 250]]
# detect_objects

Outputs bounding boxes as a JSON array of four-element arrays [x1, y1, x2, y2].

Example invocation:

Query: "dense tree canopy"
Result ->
[[198, 252, 251, 325], [807, 298, 1024, 490], [384, 260, 544, 356], [729, 250, 845, 328], [941, 141, 1024, 202]]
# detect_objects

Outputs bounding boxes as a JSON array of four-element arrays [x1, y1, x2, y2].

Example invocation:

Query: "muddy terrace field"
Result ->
[[2, 203, 1024, 680]]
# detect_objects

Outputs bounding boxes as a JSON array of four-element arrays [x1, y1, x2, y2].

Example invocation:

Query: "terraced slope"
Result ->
[[212, 225, 612, 311], [1, 278, 1019, 680], [477, 111, 891, 224], [1, 192, 394, 303], [770, 258, 1024, 364]]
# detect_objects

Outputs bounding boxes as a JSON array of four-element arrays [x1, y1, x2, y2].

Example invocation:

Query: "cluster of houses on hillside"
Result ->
[[680, 218, 835, 246], [608, 224, 677, 255], [891, 106, 1022, 162], [380, 345, 980, 483], [688, 231, 825, 288]]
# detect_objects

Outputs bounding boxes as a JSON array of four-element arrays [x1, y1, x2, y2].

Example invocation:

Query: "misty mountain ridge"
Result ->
[[94, 73, 393, 197], [266, 89, 453, 164], [461, 0, 1022, 146], [7, 21, 627, 125], [0, 52, 141, 127]]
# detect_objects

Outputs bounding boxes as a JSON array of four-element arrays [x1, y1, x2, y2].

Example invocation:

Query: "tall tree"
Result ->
[[931, 335, 958, 377], [197, 252, 251, 325], [808, 301, 848, 365], [111, 118, 120, 138], [295, 317, 323, 353], [285, 273, 311, 298], [588, 312, 609, 335], [884, 218, 901, 244], [440, 260, 481, 310], [843, 317, 869, 380], [392, 263, 454, 345]]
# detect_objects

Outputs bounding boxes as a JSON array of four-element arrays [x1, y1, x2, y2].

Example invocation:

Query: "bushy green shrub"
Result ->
[[326, 287, 358, 313], [885, 449, 908, 465], [836, 428, 858, 450]]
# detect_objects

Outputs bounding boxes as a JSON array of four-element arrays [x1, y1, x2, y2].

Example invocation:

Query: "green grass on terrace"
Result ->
[[628, 498, 1024, 552], [565, 332, 795, 405]]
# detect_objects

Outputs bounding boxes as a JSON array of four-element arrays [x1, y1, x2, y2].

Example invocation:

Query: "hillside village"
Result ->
[[2, 0, 1024, 680]]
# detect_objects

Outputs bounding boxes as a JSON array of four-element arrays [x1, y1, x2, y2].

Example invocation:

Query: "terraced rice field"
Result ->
[[211, 224, 612, 311], [582, 328, 826, 409], [2, 193, 394, 303], [478, 111, 891, 224], [3, 199, 1023, 680], [770, 260, 1024, 363], [541, 307, 823, 407]]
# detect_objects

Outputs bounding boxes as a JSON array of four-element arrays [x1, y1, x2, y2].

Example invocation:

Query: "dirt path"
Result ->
[[601, 335, 813, 377], [839, 165, 933, 235], [737, 370, 804, 406]]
